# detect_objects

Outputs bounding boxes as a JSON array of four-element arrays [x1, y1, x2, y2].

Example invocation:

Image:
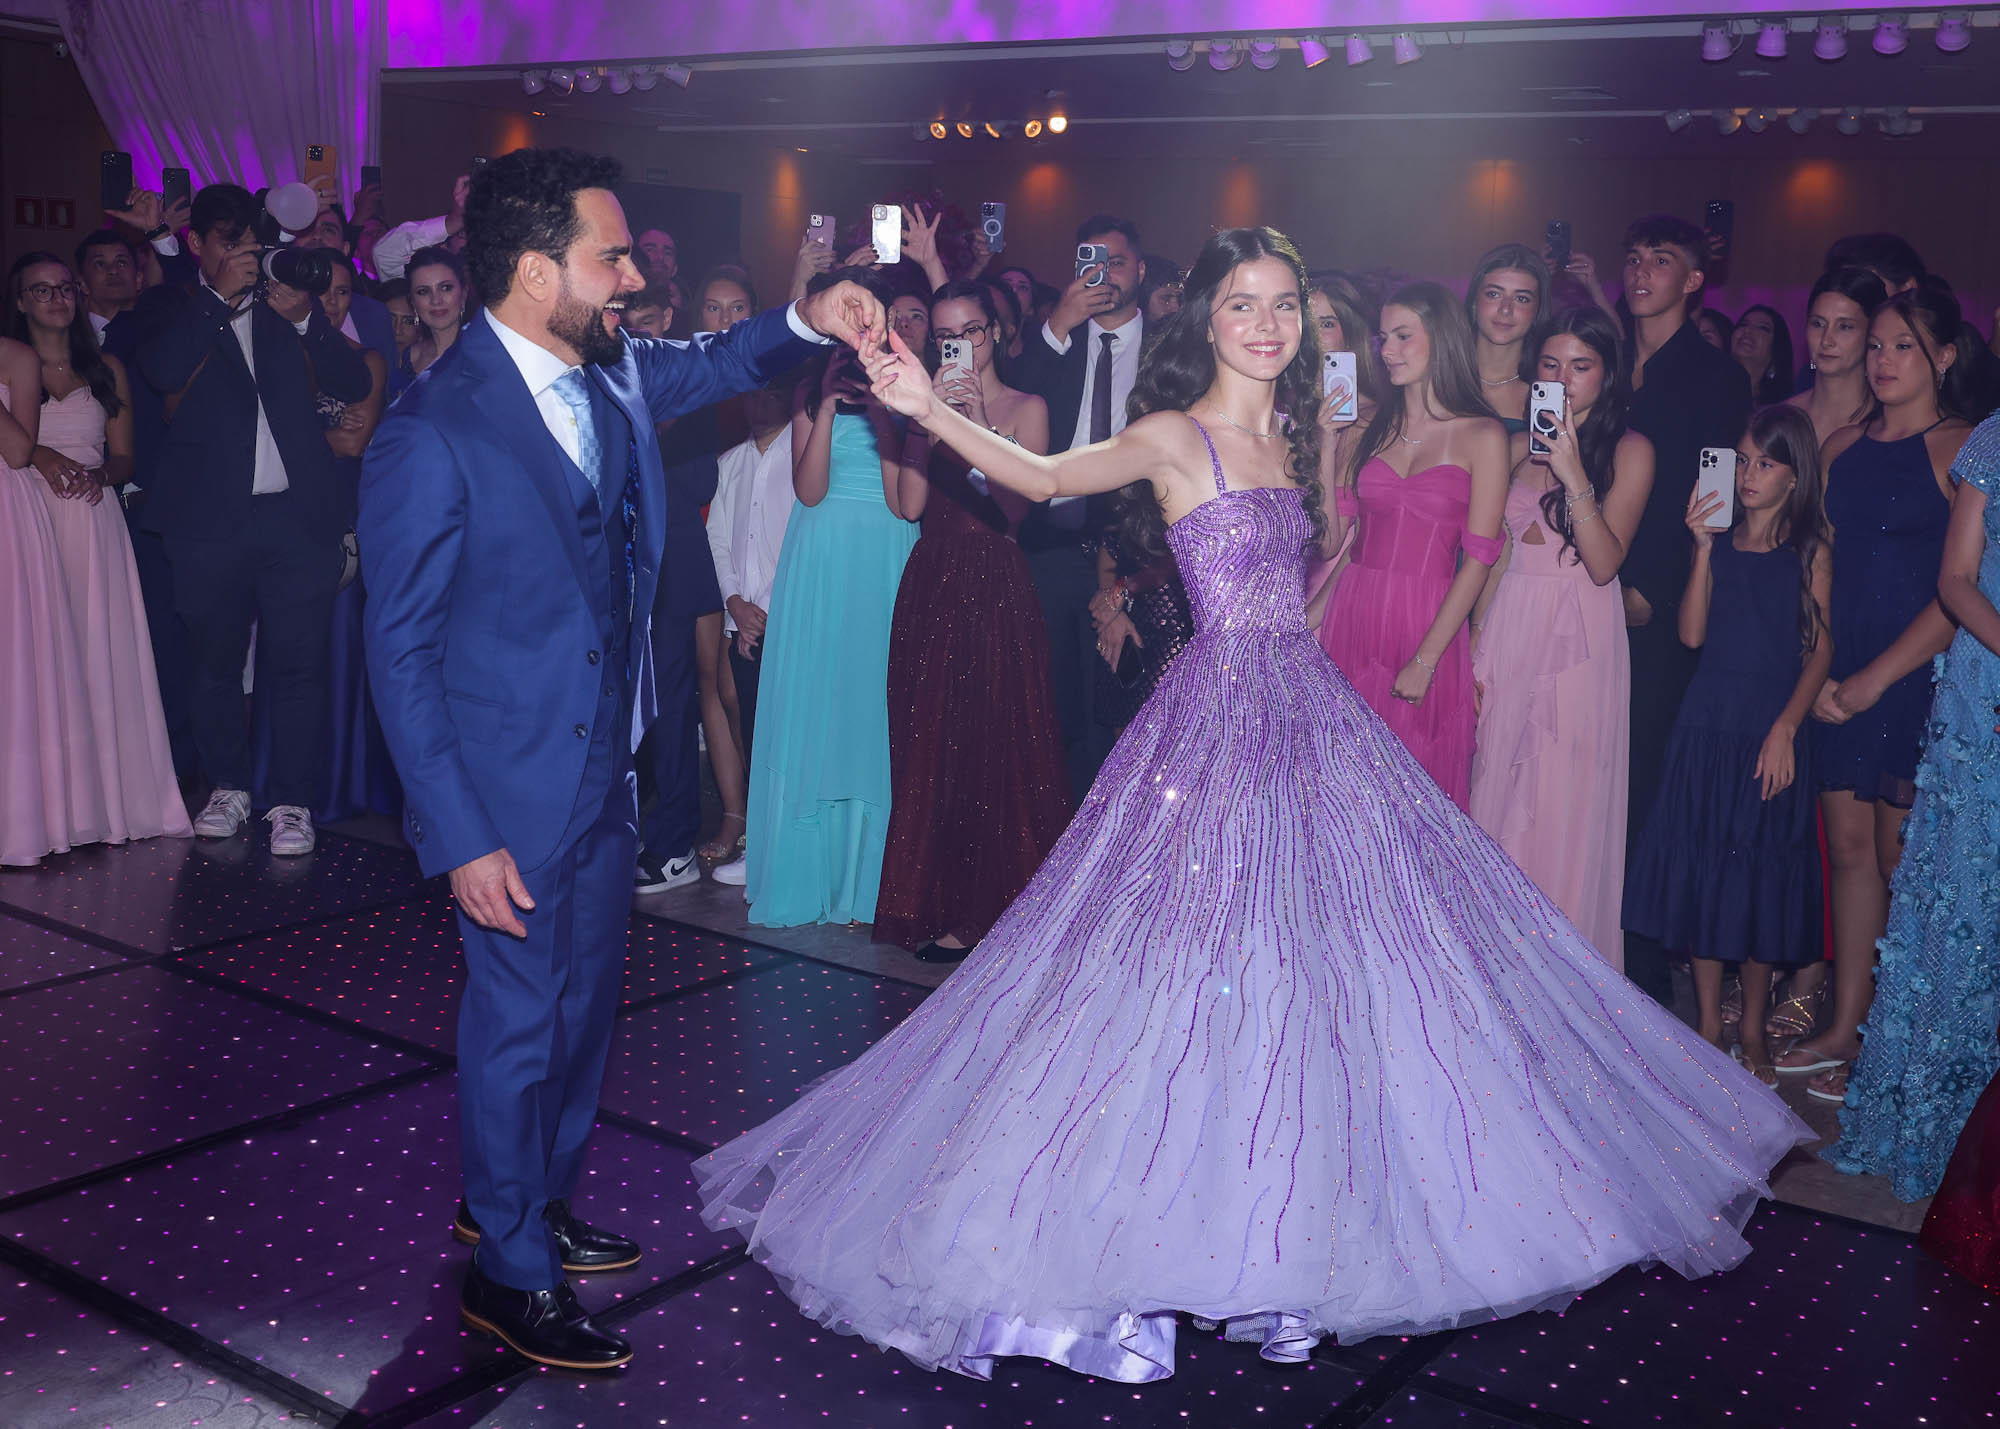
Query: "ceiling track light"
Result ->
[[1744, 109, 1771, 133], [1209, 38, 1243, 72], [605, 67, 631, 95], [1714, 107, 1742, 135], [1788, 106, 1820, 133], [1879, 105, 1912, 135], [1936, 11, 1972, 52], [955, 120, 974, 138], [1392, 32, 1422, 65], [1165, 39, 1195, 72], [1046, 113, 1068, 134], [1345, 33, 1374, 66], [1813, 16, 1848, 61], [576, 66, 603, 93], [1663, 108, 1694, 132], [1755, 20, 1788, 60], [1299, 35, 1330, 68], [983, 120, 1003, 138], [1700, 21, 1735, 62], [545, 65, 575, 95], [1023, 118, 1043, 138], [1873, 18, 1908, 55], [1836, 106, 1864, 134], [1249, 39, 1280, 70], [662, 63, 692, 88], [928, 120, 948, 139], [630, 65, 661, 91], [521, 70, 546, 96]]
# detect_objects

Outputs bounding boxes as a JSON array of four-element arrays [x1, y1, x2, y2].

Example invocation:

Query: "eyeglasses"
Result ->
[[932, 322, 990, 345], [388, 313, 419, 329], [24, 282, 78, 302]]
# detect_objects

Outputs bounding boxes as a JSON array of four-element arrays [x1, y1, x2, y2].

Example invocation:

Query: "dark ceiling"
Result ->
[[389, 26, 2000, 160]]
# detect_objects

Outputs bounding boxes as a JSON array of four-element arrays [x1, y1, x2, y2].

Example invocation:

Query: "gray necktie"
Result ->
[[551, 368, 603, 498]]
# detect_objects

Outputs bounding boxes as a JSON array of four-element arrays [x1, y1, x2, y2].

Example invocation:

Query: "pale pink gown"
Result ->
[[1, 383, 189, 865], [1469, 477, 1628, 968]]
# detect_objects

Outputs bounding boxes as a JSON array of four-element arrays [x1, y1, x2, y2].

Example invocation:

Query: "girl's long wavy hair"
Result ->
[[1533, 306, 1630, 560], [1743, 403, 1833, 655], [1115, 226, 1324, 563], [1465, 242, 1552, 380], [7, 252, 122, 418], [1348, 280, 1497, 485]]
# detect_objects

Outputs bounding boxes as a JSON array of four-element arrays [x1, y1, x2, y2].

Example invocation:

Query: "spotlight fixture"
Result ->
[[605, 67, 631, 95], [662, 63, 693, 88], [1047, 113, 1068, 134], [1023, 118, 1043, 138], [955, 120, 974, 138], [521, 70, 546, 96], [1209, 39, 1243, 72], [1873, 18, 1908, 55], [1345, 33, 1374, 66], [1755, 20, 1788, 59], [631, 65, 661, 91], [1299, 35, 1330, 68], [1392, 32, 1422, 65], [576, 66, 603, 93], [1879, 105, 1912, 135], [1745, 109, 1770, 133], [1813, 16, 1848, 61], [929, 120, 948, 139], [1663, 108, 1694, 132], [1165, 39, 1196, 72], [983, 120, 1002, 138], [1700, 22, 1734, 62], [1836, 106, 1863, 134], [545, 66, 575, 95], [1788, 106, 1820, 133], [1249, 40, 1280, 70], [1936, 11, 1972, 52], [1714, 107, 1742, 135]]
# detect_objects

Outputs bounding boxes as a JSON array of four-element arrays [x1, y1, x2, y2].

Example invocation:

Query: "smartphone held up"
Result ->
[[1695, 447, 1737, 530], [1322, 351, 1358, 423], [1528, 382, 1565, 458], [871, 203, 902, 265]]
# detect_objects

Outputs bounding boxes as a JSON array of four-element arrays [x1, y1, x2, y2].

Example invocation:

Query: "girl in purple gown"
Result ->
[[696, 229, 1810, 1384]]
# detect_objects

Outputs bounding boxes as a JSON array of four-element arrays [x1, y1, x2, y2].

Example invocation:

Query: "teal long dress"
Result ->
[[747, 411, 919, 927], [1830, 412, 2000, 1200]]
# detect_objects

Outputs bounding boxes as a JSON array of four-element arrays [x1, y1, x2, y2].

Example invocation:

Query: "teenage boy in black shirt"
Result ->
[[1617, 214, 1754, 1002]]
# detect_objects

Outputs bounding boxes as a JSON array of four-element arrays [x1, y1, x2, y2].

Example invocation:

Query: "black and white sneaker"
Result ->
[[634, 849, 699, 895]]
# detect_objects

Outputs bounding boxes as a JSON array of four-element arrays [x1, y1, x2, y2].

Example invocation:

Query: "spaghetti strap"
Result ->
[[1186, 416, 1230, 495]]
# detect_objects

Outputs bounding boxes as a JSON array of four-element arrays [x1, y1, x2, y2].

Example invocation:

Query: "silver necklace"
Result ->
[[1479, 373, 1520, 387], [1202, 404, 1281, 440]]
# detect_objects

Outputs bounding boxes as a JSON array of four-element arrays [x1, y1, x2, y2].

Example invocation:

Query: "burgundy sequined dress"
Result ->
[[874, 470, 1073, 951], [698, 417, 1810, 1383]]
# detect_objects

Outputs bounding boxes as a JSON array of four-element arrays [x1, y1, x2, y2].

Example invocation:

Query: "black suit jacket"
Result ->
[[1008, 314, 1145, 544], [100, 249, 197, 487], [134, 283, 373, 541]]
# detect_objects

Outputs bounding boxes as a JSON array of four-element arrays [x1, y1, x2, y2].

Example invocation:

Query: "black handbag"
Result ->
[[1092, 560, 1194, 730]]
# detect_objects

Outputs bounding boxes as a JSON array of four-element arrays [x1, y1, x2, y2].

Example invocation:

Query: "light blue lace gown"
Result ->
[[1830, 412, 2000, 1201]]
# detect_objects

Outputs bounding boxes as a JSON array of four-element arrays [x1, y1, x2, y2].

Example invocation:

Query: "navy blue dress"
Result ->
[[1625, 536, 1822, 964], [1815, 427, 1950, 807]]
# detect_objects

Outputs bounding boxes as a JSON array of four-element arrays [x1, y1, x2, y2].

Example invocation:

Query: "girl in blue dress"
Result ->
[[1830, 409, 2000, 1198], [1626, 405, 1831, 1084]]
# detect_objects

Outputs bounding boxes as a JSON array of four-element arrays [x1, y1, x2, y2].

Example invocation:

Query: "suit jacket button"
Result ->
[[574, 724, 588, 739], [587, 650, 601, 665]]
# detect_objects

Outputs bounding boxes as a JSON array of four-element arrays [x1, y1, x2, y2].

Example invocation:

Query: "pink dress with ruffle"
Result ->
[[1468, 477, 1629, 968]]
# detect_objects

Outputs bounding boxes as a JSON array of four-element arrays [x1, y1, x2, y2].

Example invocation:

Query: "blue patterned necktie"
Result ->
[[551, 367, 603, 499]]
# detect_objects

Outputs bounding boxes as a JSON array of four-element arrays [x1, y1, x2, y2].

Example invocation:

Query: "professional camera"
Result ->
[[250, 181, 336, 295]]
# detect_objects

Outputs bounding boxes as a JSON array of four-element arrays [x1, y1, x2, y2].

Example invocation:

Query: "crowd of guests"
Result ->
[[5, 164, 2000, 1241]]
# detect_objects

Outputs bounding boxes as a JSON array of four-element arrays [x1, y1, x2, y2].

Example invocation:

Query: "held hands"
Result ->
[[449, 848, 536, 938], [726, 595, 768, 651], [1754, 722, 1797, 800], [29, 445, 97, 501], [1685, 486, 1728, 550], [797, 279, 889, 353], [1392, 655, 1436, 705], [1814, 670, 1884, 725], [859, 329, 937, 423]]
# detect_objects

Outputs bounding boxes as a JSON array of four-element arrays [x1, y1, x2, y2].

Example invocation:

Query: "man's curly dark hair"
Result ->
[[464, 148, 623, 305]]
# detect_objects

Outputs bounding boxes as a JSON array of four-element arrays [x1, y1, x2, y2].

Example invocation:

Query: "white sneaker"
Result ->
[[192, 787, 252, 838], [634, 849, 699, 895], [265, 804, 317, 856], [711, 852, 747, 886]]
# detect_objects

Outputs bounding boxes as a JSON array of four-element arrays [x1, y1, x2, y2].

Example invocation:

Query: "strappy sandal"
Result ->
[[699, 812, 746, 861], [1766, 980, 1828, 1041], [1805, 1064, 1851, 1103], [1719, 977, 1744, 1048], [1774, 1043, 1848, 1076]]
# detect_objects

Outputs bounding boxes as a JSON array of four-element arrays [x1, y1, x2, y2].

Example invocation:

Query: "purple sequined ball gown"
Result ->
[[697, 417, 1810, 1383]]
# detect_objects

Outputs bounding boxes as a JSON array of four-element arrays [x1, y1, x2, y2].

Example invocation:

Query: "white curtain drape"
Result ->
[[58, 0, 383, 204]]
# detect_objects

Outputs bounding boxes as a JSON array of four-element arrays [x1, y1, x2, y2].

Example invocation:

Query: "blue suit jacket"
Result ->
[[359, 306, 813, 878], [349, 292, 398, 371]]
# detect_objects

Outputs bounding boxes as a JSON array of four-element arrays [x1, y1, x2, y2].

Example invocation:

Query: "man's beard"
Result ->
[[550, 271, 625, 366]]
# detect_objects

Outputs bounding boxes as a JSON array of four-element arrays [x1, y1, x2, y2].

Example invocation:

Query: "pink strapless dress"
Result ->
[[1, 384, 189, 865], [1319, 459, 1481, 808]]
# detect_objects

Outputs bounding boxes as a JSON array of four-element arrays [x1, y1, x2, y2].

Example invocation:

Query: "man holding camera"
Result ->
[[134, 183, 373, 855]]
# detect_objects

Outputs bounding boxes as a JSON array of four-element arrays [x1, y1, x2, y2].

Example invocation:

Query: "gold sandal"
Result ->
[[699, 812, 746, 861], [1765, 981, 1827, 1041]]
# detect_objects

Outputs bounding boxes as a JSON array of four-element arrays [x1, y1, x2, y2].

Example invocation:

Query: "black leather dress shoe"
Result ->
[[459, 1264, 632, 1370], [914, 939, 975, 964], [453, 1199, 643, 1273]]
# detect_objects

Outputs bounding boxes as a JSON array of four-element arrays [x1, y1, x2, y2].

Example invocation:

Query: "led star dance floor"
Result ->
[[2, 828, 1995, 1428]]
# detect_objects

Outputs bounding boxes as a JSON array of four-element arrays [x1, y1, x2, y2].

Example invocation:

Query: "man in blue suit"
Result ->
[[359, 149, 883, 1371]]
